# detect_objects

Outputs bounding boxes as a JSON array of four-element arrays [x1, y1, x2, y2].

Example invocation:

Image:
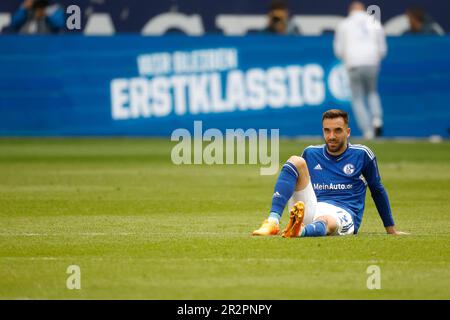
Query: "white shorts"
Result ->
[[314, 202, 355, 236], [288, 181, 355, 236]]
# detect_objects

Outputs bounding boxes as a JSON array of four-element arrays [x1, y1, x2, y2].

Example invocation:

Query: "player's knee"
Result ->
[[287, 156, 307, 172]]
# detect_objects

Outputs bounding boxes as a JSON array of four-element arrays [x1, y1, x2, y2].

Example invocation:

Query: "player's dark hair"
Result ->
[[269, 0, 288, 11], [406, 7, 426, 23], [33, 0, 50, 10], [322, 109, 349, 125]]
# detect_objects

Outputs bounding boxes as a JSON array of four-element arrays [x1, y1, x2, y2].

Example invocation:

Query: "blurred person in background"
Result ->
[[334, 1, 387, 139], [263, 0, 300, 35], [9, 0, 64, 34], [404, 7, 444, 36]]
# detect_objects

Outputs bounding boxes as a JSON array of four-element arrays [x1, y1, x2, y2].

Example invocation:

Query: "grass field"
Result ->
[[0, 138, 449, 299]]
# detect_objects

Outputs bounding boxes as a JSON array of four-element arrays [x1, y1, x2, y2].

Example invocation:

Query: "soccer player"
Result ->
[[253, 109, 408, 237]]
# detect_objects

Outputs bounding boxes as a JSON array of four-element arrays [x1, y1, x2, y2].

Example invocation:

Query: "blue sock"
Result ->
[[269, 161, 299, 221], [301, 220, 327, 237]]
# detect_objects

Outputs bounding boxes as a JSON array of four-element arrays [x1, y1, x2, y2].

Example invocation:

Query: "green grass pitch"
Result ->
[[0, 138, 449, 299]]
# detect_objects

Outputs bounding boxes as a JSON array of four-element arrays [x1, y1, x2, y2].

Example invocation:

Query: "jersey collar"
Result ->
[[323, 143, 349, 161]]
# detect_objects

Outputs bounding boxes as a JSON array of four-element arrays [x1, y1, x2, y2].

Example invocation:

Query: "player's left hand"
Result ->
[[391, 231, 410, 235], [385, 226, 410, 235]]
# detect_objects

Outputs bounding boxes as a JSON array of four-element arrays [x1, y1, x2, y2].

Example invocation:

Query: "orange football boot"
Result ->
[[252, 219, 280, 236], [282, 201, 305, 238]]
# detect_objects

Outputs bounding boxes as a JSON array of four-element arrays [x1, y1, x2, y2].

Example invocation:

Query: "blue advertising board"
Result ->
[[0, 35, 449, 137]]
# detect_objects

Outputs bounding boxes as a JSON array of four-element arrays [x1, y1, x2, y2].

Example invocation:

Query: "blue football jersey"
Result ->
[[302, 143, 394, 233]]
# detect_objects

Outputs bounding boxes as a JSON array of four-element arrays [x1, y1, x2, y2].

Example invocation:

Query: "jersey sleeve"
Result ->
[[362, 151, 395, 227]]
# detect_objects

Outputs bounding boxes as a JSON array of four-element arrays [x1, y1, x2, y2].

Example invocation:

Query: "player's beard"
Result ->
[[326, 139, 346, 154]]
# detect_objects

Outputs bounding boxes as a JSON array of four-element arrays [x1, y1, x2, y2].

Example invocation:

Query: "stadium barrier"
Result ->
[[0, 35, 449, 137]]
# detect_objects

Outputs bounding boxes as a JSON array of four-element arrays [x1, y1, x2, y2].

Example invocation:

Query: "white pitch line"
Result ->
[[1, 257, 448, 266], [0, 232, 135, 237], [1, 257, 59, 261], [0, 232, 245, 237]]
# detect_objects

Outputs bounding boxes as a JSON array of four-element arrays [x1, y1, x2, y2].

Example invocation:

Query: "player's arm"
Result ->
[[376, 23, 387, 60], [362, 154, 409, 235], [333, 23, 344, 60]]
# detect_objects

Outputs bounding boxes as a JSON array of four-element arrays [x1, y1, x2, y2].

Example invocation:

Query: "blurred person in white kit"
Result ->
[[334, 1, 387, 139]]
